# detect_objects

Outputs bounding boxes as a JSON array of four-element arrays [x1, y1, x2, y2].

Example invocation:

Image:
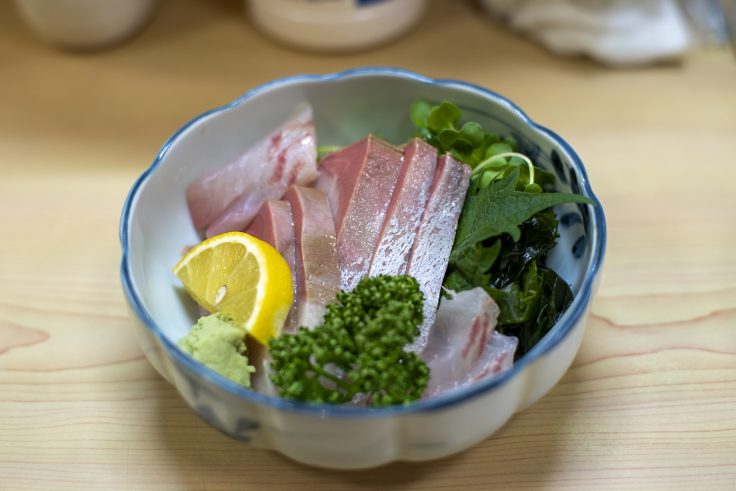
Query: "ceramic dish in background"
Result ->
[[15, 0, 158, 50], [119, 68, 606, 470], [245, 0, 427, 52]]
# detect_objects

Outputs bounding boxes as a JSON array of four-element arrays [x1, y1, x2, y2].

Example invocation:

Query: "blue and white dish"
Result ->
[[119, 67, 606, 470]]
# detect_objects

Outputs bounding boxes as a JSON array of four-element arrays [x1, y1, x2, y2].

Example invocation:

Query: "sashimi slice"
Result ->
[[313, 166, 339, 225], [406, 154, 471, 352], [468, 331, 517, 383], [318, 135, 404, 291], [227, 200, 297, 396], [283, 186, 341, 329], [244, 200, 296, 283], [243, 199, 297, 331], [424, 331, 517, 399], [421, 287, 516, 398], [185, 106, 318, 236], [369, 138, 437, 277], [421, 288, 499, 390]]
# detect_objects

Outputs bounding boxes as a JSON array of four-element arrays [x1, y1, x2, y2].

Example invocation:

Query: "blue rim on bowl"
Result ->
[[119, 67, 607, 417]]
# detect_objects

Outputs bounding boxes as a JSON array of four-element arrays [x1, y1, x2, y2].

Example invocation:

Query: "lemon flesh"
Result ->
[[173, 232, 293, 345]]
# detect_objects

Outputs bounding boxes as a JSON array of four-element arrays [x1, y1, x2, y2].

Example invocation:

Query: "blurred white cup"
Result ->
[[14, 0, 158, 49]]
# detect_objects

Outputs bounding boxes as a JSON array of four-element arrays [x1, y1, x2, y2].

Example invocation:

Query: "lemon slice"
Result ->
[[172, 232, 293, 345]]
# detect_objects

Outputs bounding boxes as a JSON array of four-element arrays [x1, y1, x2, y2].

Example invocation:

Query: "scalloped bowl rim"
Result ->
[[119, 66, 606, 418]]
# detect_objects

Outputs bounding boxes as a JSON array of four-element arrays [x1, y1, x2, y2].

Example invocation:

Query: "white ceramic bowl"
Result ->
[[15, 0, 157, 49], [120, 68, 606, 470], [245, 0, 427, 52]]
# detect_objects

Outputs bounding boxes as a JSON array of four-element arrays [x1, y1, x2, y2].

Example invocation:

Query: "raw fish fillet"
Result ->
[[313, 167, 339, 223], [283, 186, 341, 329], [468, 331, 517, 383], [185, 106, 319, 236], [421, 287, 516, 398], [406, 154, 471, 352], [317, 135, 404, 291], [243, 199, 297, 331], [369, 138, 437, 277], [244, 200, 295, 274], [243, 200, 297, 395]]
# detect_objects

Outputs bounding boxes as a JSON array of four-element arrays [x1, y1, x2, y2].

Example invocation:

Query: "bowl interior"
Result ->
[[123, 70, 599, 366]]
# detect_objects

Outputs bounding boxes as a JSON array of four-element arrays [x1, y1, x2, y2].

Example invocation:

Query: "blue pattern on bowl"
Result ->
[[560, 212, 583, 227]]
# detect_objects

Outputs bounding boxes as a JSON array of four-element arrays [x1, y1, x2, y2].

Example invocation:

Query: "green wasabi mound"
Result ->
[[178, 314, 255, 388]]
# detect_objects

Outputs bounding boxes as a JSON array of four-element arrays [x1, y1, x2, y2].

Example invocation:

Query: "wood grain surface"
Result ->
[[1, 1, 735, 489]]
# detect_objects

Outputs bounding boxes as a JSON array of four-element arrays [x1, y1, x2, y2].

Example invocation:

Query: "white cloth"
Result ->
[[480, 0, 693, 66]]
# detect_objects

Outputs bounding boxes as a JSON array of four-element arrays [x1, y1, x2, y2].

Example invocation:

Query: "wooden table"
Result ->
[[1, 1, 735, 489]]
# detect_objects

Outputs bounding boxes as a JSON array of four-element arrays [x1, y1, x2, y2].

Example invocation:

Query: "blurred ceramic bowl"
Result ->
[[15, 0, 157, 49], [119, 67, 606, 470], [245, 0, 427, 52]]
